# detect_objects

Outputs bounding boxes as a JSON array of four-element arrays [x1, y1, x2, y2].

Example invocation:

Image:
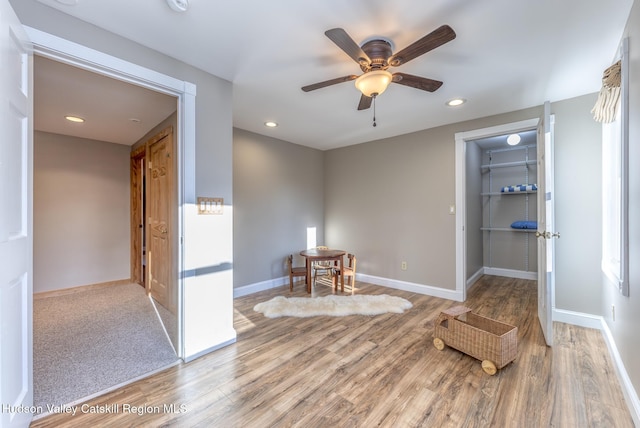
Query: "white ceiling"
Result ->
[[35, 56, 177, 145], [32, 0, 633, 150]]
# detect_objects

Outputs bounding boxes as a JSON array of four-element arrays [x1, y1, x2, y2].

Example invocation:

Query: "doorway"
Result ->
[[131, 126, 178, 313], [454, 118, 540, 300], [130, 125, 181, 351], [467, 129, 539, 281]]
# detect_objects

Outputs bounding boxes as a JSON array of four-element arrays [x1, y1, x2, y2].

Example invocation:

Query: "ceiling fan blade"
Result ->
[[357, 94, 372, 110], [301, 75, 358, 92], [388, 25, 456, 67], [392, 72, 443, 92], [325, 28, 371, 67]]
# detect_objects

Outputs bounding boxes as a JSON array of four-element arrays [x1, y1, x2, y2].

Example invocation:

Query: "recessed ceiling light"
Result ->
[[129, 118, 141, 123], [507, 134, 521, 145], [55, 0, 80, 5], [65, 115, 85, 123], [264, 121, 278, 128], [446, 98, 466, 107]]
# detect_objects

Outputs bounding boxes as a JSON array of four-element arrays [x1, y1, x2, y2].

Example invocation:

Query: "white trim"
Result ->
[[356, 274, 463, 301], [25, 26, 197, 360], [234, 277, 289, 298], [455, 118, 540, 302], [483, 267, 538, 281], [466, 267, 484, 290], [600, 319, 640, 427], [234, 273, 464, 301], [550, 308, 639, 425], [183, 337, 237, 363], [455, 137, 466, 300], [24, 27, 189, 95], [552, 308, 603, 330]]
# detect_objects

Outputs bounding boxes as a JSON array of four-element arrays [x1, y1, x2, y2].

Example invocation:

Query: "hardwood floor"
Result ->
[[30, 276, 634, 427]]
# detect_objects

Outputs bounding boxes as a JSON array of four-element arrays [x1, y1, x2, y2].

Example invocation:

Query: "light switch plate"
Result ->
[[197, 197, 223, 215]]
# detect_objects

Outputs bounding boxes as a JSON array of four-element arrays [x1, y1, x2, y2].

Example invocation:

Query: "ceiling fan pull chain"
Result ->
[[372, 95, 377, 127]]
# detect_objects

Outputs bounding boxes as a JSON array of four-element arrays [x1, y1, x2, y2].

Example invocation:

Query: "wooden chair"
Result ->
[[312, 245, 333, 285], [287, 254, 307, 291], [333, 253, 356, 293]]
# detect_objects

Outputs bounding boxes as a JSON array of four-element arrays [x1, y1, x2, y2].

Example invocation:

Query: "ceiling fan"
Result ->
[[302, 25, 456, 112]]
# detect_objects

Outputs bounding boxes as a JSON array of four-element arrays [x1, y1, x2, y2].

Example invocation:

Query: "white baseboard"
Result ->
[[600, 318, 640, 427], [553, 308, 640, 426], [356, 273, 464, 301], [183, 337, 237, 363], [483, 267, 538, 280], [235, 274, 463, 301], [466, 268, 484, 290], [234, 276, 288, 298], [552, 307, 603, 330]]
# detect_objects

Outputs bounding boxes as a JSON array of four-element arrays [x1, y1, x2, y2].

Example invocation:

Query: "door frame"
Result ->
[[454, 117, 540, 301], [130, 145, 146, 286], [26, 26, 195, 359]]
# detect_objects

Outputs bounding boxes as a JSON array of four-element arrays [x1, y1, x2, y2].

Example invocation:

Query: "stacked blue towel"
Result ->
[[501, 184, 538, 193], [511, 221, 538, 229]]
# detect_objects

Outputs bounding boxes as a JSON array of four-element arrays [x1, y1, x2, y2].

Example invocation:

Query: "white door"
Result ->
[[0, 0, 33, 426], [536, 101, 556, 347]]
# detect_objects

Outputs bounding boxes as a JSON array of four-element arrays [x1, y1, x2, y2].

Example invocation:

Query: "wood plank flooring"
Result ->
[[30, 275, 634, 427]]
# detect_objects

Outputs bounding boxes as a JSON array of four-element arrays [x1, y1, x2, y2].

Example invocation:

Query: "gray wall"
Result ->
[[233, 128, 324, 287], [34, 132, 130, 292], [227, 94, 603, 326], [324, 125, 458, 289], [553, 93, 602, 314], [602, 0, 640, 405]]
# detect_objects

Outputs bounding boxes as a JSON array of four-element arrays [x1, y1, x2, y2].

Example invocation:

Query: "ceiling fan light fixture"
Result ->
[[355, 70, 393, 98]]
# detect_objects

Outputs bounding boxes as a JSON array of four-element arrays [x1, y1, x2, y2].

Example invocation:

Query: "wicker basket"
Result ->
[[433, 306, 517, 374]]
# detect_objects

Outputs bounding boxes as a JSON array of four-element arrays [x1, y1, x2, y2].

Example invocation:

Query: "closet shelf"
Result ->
[[480, 160, 536, 170], [481, 227, 537, 233], [481, 191, 537, 196]]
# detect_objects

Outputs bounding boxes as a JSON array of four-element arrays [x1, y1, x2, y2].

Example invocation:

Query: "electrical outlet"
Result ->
[[612, 304, 615, 321], [401, 261, 407, 271], [449, 205, 456, 215]]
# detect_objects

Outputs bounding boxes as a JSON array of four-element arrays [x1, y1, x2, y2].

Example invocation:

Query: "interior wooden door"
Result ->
[[146, 127, 175, 314], [130, 147, 145, 286]]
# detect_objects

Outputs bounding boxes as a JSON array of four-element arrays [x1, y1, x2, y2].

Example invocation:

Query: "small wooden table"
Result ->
[[299, 248, 346, 293]]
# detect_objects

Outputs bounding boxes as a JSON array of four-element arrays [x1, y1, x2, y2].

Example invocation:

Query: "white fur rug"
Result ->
[[253, 294, 413, 318]]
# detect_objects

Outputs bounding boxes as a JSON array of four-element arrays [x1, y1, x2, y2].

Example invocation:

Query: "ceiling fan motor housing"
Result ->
[[360, 39, 393, 72]]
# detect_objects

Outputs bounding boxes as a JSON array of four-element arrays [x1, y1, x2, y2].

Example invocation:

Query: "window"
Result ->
[[601, 38, 629, 296]]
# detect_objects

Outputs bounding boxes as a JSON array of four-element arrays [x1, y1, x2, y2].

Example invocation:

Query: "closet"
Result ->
[[468, 132, 538, 279]]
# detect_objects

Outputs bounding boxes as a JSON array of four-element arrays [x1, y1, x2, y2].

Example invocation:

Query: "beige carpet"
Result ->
[[33, 283, 178, 412]]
